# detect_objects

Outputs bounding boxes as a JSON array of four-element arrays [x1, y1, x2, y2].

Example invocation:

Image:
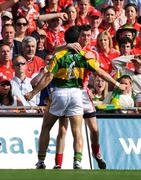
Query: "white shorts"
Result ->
[[49, 88, 83, 117], [82, 89, 96, 114]]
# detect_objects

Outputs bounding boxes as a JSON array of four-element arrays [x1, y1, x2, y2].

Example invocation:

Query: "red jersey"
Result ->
[[76, 15, 90, 25], [123, 21, 141, 32], [98, 48, 120, 73], [45, 27, 65, 52], [17, 6, 39, 35], [25, 56, 45, 78], [82, 44, 99, 88], [0, 64, 14, 80], [59, 0, 73, 8], [99, 21, 116, 38], [45, 6, 61, 13]]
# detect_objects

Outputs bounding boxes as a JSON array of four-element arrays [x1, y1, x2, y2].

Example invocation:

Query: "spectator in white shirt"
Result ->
[[11, 55, 39, 107]]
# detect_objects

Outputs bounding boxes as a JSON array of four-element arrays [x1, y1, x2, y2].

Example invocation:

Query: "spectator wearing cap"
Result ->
[[14, 16, 28, 42], [0, 73, 23, 110], [0, 44, 14, 80], [21, 36, 45, 78], [1, 11, 13, 26], [112, 54, 141, 104], [88, 9, 102, 47], [0, 10, 13, 40], [35, 29, 49, 60], [116, 24, 137, 44], [0, 24, 22, 59]]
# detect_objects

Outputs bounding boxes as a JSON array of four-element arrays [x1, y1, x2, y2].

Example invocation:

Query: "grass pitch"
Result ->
[[0, 170, 141, 180]]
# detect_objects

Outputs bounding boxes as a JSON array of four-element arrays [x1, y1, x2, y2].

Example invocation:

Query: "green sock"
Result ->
[[74, 152, 82, 162]]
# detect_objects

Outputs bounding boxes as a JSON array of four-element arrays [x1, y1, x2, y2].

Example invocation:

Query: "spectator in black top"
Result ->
[[0, 24, 22, 59]]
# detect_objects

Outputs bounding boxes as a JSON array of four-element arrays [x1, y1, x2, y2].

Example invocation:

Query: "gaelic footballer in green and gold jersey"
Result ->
[[48, 49, 99, 88]]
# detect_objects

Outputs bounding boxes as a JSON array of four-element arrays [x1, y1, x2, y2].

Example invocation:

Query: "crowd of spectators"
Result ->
[[0, 0, 141, 114]]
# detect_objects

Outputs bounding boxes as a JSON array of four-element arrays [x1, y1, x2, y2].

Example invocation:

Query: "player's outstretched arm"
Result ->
[[24, 72, 54, 101], [97, 68, 126, 91]]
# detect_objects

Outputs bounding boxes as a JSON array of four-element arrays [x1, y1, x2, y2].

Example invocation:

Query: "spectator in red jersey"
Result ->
[[63, 4, 78, 30], [59, 0, 74, 9], [88, 9, 102, 47], [77, 0, 97, 25], [45, 15, 65, 53], [0, 44, 14, 80], [40, 0, 61, 14], [45, 0, 61, 12], [96, 31, 120, 74], [21, 36, 45, 78], [99, 6, 117, 38], [17, 0, 39, 35], [124, 3, 141, 31]]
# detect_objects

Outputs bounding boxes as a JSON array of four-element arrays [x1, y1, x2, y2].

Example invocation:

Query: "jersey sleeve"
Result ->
[[48, 56, 59, 74]]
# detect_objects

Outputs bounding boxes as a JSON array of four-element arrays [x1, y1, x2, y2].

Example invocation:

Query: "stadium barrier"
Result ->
[[0, 108, 141, 169], [0, 111, 91, 169]]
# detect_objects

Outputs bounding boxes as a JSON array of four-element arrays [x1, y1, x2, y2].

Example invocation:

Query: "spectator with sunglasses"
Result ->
[[17, 0, 40, 35], [11, 55, 39, 107], [14, 16, 28, 42]]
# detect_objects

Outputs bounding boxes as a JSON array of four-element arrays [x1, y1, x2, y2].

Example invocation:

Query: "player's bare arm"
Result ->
[[97, 68, 126, 91], [25, 72, 54, 101]]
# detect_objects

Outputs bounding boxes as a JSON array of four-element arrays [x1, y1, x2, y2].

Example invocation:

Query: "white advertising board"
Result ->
[[0, 117, 92, 169]]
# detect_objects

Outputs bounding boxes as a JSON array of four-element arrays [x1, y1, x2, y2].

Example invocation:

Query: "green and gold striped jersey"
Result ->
[[48, 49, 99, 88]]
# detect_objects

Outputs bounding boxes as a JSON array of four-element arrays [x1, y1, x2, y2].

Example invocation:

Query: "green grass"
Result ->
[[0, 170, 141, 180]]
